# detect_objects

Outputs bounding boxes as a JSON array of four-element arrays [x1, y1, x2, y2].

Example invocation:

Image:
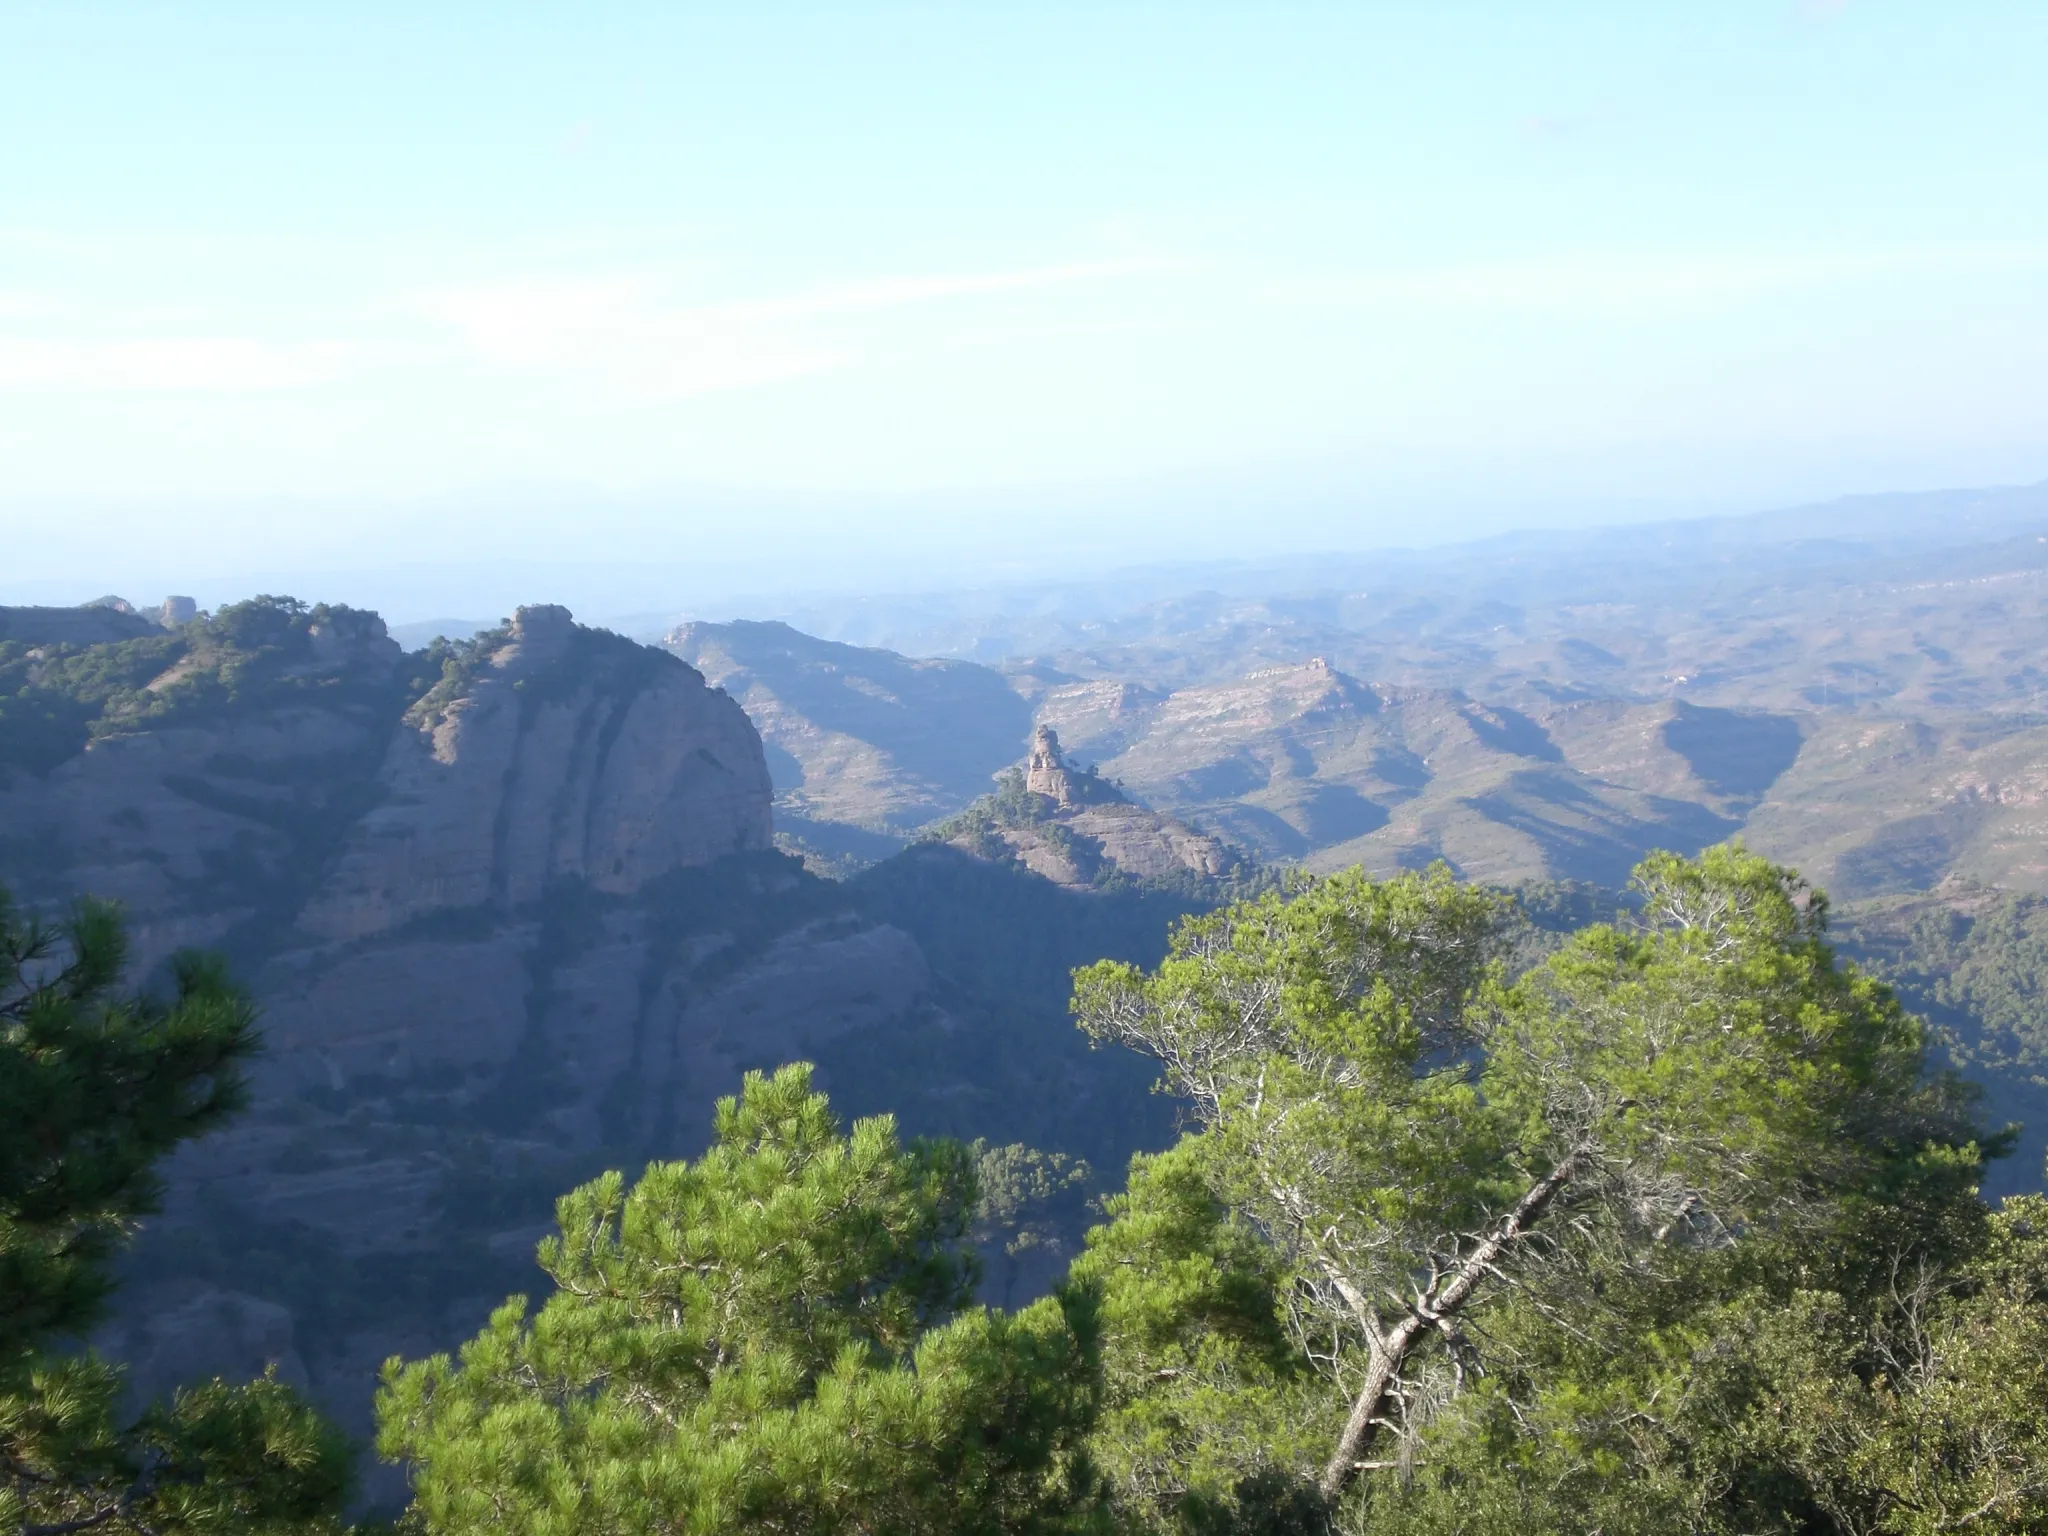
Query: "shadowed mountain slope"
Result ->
[[664, 618, 1033, 840]]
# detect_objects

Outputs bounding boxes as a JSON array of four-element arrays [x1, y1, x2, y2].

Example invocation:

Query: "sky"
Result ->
[[3, 3, 2048, 615]]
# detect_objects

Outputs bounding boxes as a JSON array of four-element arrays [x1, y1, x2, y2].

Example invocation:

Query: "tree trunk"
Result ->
[[1317, 1155, 1580, 1503]]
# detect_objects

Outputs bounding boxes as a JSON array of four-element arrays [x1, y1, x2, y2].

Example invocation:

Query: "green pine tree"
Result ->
[[1064, 1140, 1329, 1534], [377, 1063, 1111, 1535], [0, 887, 352, 1535], [1072, 847, 1995, 1525]]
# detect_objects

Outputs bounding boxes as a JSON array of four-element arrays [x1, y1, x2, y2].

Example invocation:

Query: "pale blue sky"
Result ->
[[3, 3, 2047, 601]]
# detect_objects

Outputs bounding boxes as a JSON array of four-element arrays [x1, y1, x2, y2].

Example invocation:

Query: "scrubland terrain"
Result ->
[[664, 484, 2048, 906]]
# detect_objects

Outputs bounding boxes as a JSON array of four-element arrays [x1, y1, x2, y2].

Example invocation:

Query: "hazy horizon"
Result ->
[[6, 473, 2046, 638], [6, 4, 2048, 603]]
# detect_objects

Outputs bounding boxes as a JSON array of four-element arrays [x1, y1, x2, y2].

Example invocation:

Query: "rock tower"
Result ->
[[1024, 725, 1120, 807]]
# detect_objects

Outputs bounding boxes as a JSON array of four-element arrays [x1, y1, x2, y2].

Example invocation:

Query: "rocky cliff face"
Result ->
[[0, 599, 821, 1489], [0, 601, 414, 970], [0, 601, 771, 970], [2, 598, 1182, 1509], [300, 605, 770, 941]]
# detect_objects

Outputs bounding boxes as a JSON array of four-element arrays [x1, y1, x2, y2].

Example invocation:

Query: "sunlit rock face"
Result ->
[[0, 602, 813, 1482], [298, 604, 772, 942]]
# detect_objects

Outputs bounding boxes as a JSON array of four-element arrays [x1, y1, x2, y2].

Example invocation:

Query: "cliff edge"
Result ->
[[300, 604, 770, 941]]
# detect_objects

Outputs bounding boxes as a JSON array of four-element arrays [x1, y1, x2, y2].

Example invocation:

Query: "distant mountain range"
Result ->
[[660, 542, 2048, 902], [9, 479, 2048, 1497], [659, 478, 2048, 659]]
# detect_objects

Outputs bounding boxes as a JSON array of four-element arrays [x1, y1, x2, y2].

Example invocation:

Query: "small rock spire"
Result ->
[[1025, 725, 1068, 801], [1023, 725, 1120, 808]]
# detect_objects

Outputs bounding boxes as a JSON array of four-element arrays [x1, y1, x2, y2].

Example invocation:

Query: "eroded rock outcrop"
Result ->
[[0, 598, 794, 1468], [0, 602, 411, 973], [4, 598, 1187, 1497], [940, 726, 1246, 893], [299, 605, 770, 941], [1023, 724, 1121, 807], [0, 601, 771, 966]]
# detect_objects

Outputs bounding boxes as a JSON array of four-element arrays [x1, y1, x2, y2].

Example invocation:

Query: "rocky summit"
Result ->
[[0, 599, 786, 1487], [931, 724, 1247, 894], [0, 595, 1186, 1498], [0, 600, 772, 972]]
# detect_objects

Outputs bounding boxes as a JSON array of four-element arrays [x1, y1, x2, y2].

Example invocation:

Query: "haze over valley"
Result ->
[[11, 7, 2048, 1532]]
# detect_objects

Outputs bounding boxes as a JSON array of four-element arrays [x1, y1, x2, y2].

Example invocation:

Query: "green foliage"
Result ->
[[0, 632, 185, 773], [1073, 846, 1993, 1516], [1790, 1193, 2048, 1534], [1883, 889, 2048, 1081], [1844, 886, 2048, 1192], [927, 768, 1077, 860], [1352, 1194, 2048, 1536], [400, 625, 512, 727], [0, 886, 350, 1534], [406, 617, 670, 733], [973, 1141, 1095, 1308], [377, 1064, 1110, 1535], [127, 843, 1191, 1470], [0, 597, 429, 778], [0, 892, 258, 1357], [1493, 847, 1973, 1229], [1066, 1142, 1330, 1533]]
